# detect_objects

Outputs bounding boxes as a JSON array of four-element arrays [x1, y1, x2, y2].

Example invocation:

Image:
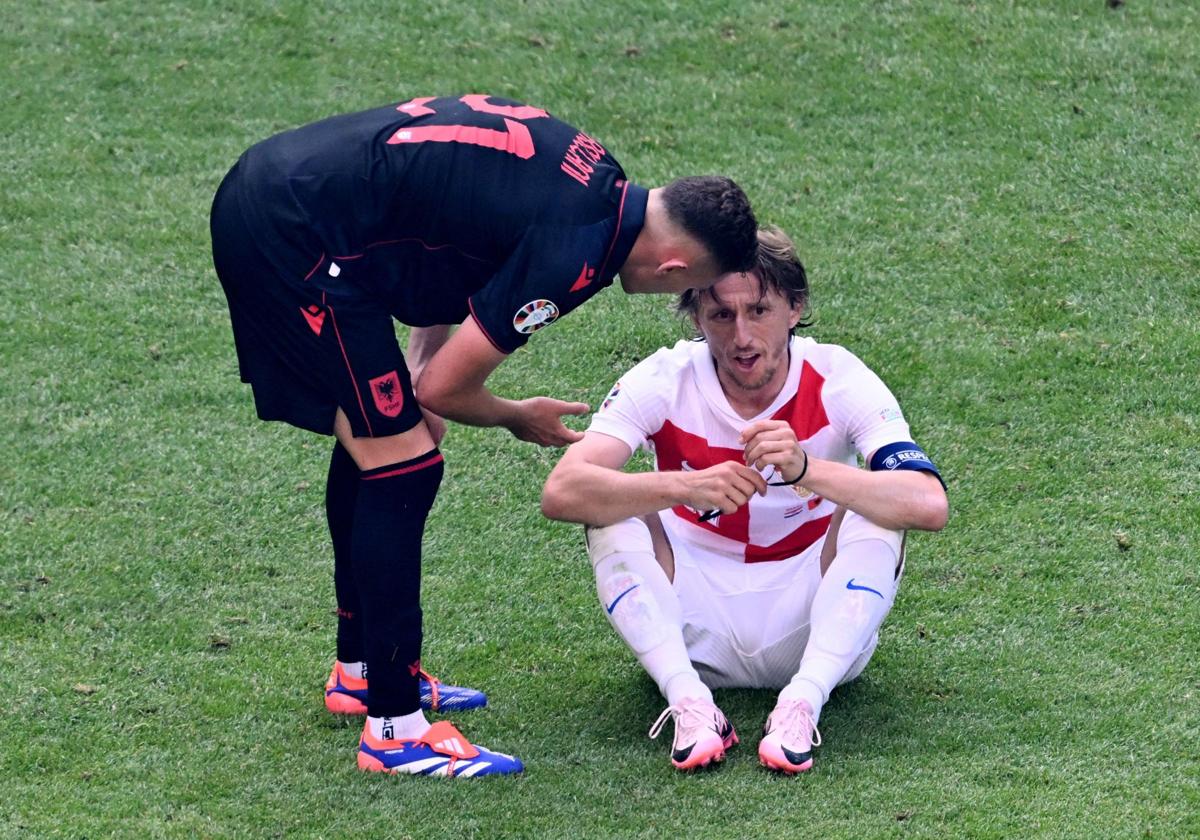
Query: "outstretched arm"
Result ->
[[541, 431, 768, 527], [416, 314, 590, 447], [741, 420, 948, 532]]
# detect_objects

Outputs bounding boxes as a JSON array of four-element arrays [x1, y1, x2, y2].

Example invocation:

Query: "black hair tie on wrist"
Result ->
[[767, 450, 808, 486], [698, 450, 809, 522]]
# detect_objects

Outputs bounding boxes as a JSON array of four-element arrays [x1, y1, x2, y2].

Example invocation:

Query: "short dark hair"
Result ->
[[661, 176, 758, 273], [676, 225, 812, 332]]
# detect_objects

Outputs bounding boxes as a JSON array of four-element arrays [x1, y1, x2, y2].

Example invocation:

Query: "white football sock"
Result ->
[[587, 519, 711, 706], [780, 530, 900, 725], [367, 710, 429, 741], [339, 660, 365, 680]]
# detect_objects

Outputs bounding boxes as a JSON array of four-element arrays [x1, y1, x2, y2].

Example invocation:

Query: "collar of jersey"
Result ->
[[601, 183, 648, 283], [691, 336, 808, 425]]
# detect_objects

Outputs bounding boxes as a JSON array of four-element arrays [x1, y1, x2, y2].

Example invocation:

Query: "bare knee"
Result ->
[[641, 513, 676, 583], [819, 506, 848, 577], [334, 408, 435, 470]]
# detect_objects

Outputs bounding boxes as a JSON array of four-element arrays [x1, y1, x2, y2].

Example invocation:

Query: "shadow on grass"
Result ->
[[586, 661, 968, 765]]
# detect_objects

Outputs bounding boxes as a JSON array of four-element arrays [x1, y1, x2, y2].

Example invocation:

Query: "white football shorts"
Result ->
[[670, 525, 900, 690]]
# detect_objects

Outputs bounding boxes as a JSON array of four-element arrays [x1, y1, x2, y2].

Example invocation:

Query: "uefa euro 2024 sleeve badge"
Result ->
[[600, 381, 621, 411], [513, 299, 560, 334]]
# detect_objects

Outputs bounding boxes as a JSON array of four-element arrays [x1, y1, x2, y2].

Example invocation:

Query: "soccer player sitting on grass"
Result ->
[[541, 227, 948, 773]]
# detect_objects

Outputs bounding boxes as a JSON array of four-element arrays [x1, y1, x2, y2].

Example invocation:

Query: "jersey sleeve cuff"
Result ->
[[467, 300, 518, 355], [586, 416, 646, 454]]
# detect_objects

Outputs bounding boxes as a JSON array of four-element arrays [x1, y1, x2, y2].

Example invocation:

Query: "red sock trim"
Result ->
[[360, 450, 443, 480]]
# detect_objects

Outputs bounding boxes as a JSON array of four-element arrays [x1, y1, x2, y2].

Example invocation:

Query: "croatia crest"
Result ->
[[369, 370, 404, 417], [513, 299, 560, 334]]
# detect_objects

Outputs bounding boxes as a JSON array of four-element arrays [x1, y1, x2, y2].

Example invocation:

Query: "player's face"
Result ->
[[693, 272, 802, 398]]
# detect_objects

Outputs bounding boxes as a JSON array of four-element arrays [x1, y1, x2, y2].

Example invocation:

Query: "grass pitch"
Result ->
[[2, 1, 1198, 837]]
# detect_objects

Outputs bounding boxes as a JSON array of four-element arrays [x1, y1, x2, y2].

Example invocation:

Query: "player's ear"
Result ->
[[654, 258, 689, 276], [788, 303, 803, 330]]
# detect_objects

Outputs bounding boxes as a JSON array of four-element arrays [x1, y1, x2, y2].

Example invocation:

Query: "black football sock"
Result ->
[[353, 449, 444, 718], [325, 442, 364, 665]]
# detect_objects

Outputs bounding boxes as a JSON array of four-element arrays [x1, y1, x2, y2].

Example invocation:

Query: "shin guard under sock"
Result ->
[[780, 536, 898, 722], [587, 519, 711, 706]]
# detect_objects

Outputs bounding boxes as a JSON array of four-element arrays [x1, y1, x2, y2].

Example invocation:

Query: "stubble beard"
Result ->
[[722, 358, 779, 394]]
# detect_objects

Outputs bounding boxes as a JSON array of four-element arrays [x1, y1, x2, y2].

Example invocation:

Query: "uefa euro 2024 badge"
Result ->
[[513, 299, 560, 334], [600, 382, 621, 411]]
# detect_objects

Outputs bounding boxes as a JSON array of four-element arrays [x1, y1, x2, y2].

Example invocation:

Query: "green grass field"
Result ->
[[3, 1, 1198, 837]]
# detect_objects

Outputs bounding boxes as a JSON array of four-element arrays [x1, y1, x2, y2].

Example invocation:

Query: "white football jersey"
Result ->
[[589, 336, 920, 564]]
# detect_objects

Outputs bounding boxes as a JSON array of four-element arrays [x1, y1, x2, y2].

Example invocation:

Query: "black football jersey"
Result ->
[[232, 94, 646, 352]]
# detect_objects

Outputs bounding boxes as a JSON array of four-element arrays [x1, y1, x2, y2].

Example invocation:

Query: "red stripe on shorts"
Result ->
[[326, 305, 374, 437]]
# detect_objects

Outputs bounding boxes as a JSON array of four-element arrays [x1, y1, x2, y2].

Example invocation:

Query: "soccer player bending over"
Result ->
[[541, 227, 948, 773]]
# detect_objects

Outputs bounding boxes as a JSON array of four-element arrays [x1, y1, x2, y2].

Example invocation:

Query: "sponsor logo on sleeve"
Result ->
[[879, 407, 902, 423], [513, 299, 560, 334]]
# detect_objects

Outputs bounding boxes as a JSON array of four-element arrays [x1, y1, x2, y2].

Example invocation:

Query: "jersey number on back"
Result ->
[[386, 95, 548, 160]]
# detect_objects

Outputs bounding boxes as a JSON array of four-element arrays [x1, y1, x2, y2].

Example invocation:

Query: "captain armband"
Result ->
[[868, 441, 946, 489]]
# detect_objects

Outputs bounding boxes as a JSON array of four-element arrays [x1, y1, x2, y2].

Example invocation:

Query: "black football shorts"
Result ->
[[210, 168, 423, 439]]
